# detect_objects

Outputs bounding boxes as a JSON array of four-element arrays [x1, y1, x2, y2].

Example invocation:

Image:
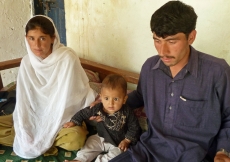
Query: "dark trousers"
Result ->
[[109, 151, 213, 162], [109, 151, 133, 162]]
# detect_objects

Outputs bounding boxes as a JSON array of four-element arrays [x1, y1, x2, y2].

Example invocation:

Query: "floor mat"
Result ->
[[0, 145, 77, 162]]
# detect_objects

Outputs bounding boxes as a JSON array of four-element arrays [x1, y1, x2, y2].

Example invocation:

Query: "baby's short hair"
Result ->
[[101, 74, 127, 94]]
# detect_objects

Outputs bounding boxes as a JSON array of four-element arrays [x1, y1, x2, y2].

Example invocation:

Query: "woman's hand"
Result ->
[[63, 122, 76, 128], [118, 138, 131, 152], [90, 95, 101, 108]]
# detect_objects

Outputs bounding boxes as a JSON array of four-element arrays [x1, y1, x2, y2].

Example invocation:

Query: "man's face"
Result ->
[[153, 31, 196, 68]]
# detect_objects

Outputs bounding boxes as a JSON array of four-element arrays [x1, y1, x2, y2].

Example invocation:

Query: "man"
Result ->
[[110, 1, 230, 162]]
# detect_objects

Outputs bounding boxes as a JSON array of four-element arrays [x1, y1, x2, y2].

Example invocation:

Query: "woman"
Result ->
[[1, 15, 96, 159]]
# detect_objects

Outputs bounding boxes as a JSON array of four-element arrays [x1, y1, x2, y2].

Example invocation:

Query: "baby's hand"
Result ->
[[118, 138, 131, 152], [63, 122, 76, 128]]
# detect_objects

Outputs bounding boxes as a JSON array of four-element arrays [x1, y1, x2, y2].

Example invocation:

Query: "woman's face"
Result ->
[[26, 27, 55, 59]]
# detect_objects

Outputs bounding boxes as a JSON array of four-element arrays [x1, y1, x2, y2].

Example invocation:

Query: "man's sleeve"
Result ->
[[125, 107, 141, 144], [216, 65, 230, 152], [127, 71, 145, 109]]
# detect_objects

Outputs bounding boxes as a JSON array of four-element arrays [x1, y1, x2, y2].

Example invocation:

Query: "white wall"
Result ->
[[0, 0, 31, 86], [1, 0, 230, 87], [65, 0, 230, 74]]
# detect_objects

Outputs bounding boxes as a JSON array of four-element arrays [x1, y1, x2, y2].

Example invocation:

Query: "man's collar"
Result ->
[[152, 58, 161, 70], [185, 46, 198, 78]]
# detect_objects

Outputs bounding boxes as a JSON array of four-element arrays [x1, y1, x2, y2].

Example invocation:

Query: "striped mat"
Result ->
[[0, 145, 77, 162]]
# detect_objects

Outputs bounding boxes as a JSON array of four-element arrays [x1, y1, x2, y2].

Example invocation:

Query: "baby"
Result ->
[[64, 74, 141, 162]]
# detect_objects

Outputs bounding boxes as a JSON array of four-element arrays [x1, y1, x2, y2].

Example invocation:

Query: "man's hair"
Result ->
[[150, 1, 197, 38], [101, 74, 127, 95]]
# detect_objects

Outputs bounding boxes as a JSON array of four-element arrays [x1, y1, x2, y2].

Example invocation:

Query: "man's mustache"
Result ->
[[159, 55, 175, 59]]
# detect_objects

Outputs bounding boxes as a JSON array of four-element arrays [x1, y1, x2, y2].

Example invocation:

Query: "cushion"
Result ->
[[84, 69, 101, 83], [1, 81, 16, 91], [84, 69, 102, 94], [89, 82, 102, 95], [134, 107, 147, 132]]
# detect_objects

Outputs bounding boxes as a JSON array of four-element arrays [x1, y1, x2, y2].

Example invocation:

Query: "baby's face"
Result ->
[[100, 87, 127, 114]]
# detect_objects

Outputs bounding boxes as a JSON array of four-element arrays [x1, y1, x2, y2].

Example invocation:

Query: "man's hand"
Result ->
[[214, 152, 230, 162], [63, 121, 76, 128], [118, 138, 131, 152], [89, 95, 102, 122]]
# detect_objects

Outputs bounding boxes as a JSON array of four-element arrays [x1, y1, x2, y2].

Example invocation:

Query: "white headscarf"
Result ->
[[13, 15, 96, 158]]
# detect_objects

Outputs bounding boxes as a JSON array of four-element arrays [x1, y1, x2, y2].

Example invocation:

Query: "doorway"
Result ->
[[33, 0, 67, 45]]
